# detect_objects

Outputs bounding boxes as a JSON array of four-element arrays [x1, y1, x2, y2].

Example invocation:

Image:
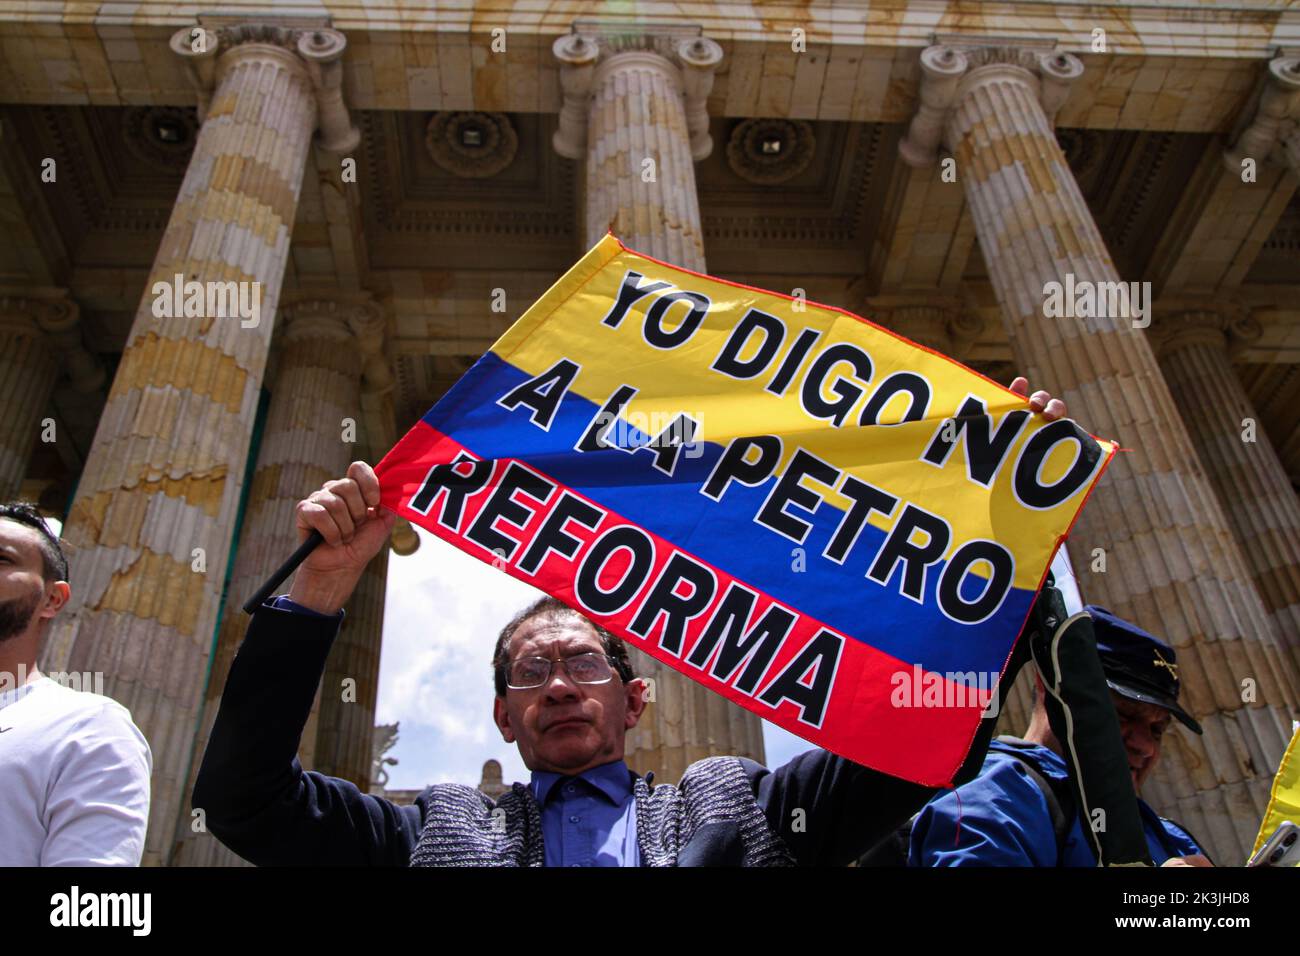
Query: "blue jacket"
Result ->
[[909, 739, 1203, 866]]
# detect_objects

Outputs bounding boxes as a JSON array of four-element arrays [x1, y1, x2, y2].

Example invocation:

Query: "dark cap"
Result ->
[[1085, 605, 1202, 735]]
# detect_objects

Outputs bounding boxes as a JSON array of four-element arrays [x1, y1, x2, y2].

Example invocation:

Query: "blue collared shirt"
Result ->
[[530, 759, 640, 867]]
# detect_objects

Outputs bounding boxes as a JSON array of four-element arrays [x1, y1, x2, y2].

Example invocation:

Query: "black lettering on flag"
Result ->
[[700, 435, 782, 501], [600, 270, 673, 329], [921, 394, 1030, 487], [867, 503, 952, 603], [575, 384, 638, 453], [800, 343, 873, 427], [686, 583, 797, 695], [937, 540, 1015, 625], [516, 492, 606, 575], [643, 290, 710, 349], [574, 526, 656, 615], [755, 448, 839, 544], [628, 552, 718, 655], [640, 413, 700, 477], [409, 451, 492, 531], [1012, 419, 1103, 510], [858, 371, 932, 426], [464, 461, 557, 561], [766, 327, 822, 397], [758, 628, 843, 728], [496, 358, 580, 431], [711, 308, 785, 379], [824, 475, 898, 564]]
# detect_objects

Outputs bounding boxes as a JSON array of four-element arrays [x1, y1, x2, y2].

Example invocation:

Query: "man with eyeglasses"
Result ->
[[194, 381, 1071, 867]]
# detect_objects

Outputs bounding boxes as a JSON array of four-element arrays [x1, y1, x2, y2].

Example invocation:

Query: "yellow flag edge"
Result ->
[[1252, 723, 1300, 859]]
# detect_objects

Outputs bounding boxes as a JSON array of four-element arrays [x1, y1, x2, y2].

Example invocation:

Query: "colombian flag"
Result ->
[[376, 235, 1115, 786]]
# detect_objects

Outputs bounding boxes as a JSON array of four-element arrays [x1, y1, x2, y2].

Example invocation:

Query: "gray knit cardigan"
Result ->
[[408, 755, 795, 866]]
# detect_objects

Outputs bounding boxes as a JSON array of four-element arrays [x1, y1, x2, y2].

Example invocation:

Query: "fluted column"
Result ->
[[0, 298, 58, 498], [554, 32, 722, 271], [0, 293, 102, 499], [900, 42, 1300, 862], [41, 23, 358, 865], [553, 29, 762, 783], [313, 305, 394, 785], [177, 299, 368, 866], [315, 543, 388, 786], [1155, 309, 1300, 657]]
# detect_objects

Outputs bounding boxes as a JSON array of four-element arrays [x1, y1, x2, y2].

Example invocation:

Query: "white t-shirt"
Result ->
[[0, 676, 152, 866]]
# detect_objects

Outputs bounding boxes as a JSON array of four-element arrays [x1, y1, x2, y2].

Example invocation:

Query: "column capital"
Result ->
[[1223, 55, 1300, 174], [170, 22, 359, 152], [1150, 305, 1262, 360], [552, 26, 723, 161], [867, 296, 983, 359], [899, 40, 1084, 168], [278, 294, 391, 393], [278, 298, 357, 345], [348, 301, 395, 398], [0, 290, 104, 392]]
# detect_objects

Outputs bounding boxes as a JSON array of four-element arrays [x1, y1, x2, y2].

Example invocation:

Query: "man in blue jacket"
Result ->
[[909, 607, 1211, 867]]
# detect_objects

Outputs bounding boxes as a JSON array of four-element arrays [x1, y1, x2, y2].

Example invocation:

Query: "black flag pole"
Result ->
[[241, 529, 324, 615]]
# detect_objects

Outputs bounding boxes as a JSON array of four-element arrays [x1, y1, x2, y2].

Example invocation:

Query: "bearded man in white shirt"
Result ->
[[0, 502, 152, 866]]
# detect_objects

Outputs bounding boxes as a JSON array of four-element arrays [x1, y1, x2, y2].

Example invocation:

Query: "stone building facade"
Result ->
[[1, 1, 1299, 866]]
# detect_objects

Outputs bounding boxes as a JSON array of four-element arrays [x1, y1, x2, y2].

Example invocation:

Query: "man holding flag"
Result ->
[[192, 378, 1073, 867]]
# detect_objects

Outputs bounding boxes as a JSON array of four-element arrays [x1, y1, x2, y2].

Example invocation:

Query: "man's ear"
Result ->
[[38, 581, 70, 621], [624, 677, 648, 729], [493, 696, 516, 743]]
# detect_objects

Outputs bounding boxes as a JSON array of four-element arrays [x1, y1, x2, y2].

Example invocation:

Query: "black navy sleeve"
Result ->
[[744, 709, 1001, 867], [742, 750, 934, 867], [191, 600, 425, 866]]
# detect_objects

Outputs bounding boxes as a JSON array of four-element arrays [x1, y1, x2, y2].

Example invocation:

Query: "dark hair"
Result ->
[[492, 595, 634, 696], [0, 502, 69, 583]]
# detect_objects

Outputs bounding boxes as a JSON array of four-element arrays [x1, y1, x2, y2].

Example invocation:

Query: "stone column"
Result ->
[[554, 31, 721, 271], [0, 293, 101, 498], [554, 29, 763, 783], [314, 544, 388, 786], [900, 42, 1300, 862], [42, 24, 358, 865], [1155, 309, 1300, 658], [177, 298, 369, 866], [313, 305, 395, 786]]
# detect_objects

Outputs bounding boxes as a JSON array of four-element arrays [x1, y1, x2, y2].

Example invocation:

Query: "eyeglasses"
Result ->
[[506, 652, 618, 690]]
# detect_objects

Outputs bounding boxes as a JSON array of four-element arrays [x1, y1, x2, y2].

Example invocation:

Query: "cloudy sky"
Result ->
[[375, 523, 817, 790]]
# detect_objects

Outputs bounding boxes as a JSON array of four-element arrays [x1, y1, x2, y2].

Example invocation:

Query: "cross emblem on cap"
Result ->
[[1152, 650, 1178, 680]]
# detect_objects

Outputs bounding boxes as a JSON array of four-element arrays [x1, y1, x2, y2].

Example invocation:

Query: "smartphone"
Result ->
[[1247, 821, 1300, 867]]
